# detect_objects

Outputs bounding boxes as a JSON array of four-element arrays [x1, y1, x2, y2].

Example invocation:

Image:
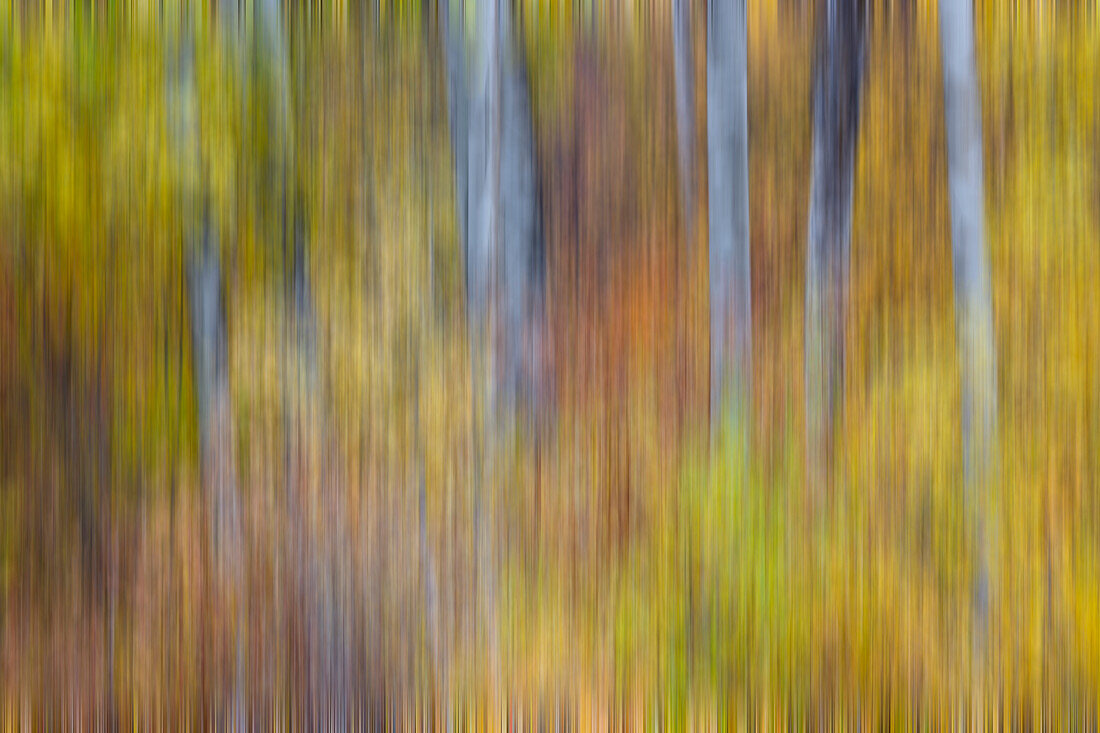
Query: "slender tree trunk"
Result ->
[[442, 0, 470, 261], [939, 0, 995, 653], [497, 0, 546, 420], [804, 0, 866, 498], [469, 0, 504, 686], [441, 0, 545, 686], [706, 0, 752, 441], [170, 31, 245, 722], [187, 199, 245, 722], [187, 225, 241, 593], [673, 0, 695, 233], [468, 0, 499, 352], [440, 0, 499, 684], [452, 0, 544, 419]]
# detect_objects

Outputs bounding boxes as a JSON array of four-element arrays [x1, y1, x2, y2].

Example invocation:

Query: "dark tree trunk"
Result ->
[[804, 0, 866, 497]]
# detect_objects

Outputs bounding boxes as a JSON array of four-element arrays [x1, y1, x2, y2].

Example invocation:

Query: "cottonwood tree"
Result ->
[[704, 0, 752, 442], [804, 0, 866, 496], [444, 0, 544, 418], [441, 0, 545, 679], [672, 0, 753, 672], [939, 0, 995, 649], [672, 0, 695, 230], [167, 29, 244, 718], [673, 0, 752, 443]]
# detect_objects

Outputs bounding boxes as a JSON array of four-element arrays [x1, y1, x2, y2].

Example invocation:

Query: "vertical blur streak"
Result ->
[[169, 25, 245, 721], [939, 0, 996, 661], [706, 0, 752, 442], [804, 0, 866, 499], [672, 0, 694, 235]]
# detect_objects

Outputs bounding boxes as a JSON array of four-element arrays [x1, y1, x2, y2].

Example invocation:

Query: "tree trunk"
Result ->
[[706, 0, 752, 440], [497, 0, 546, 420], [467, 0, 500, 356], [804, 0, 865, 497], [169, 31, 245, 721], [939, 0, 995, 651], [468, 0, 504, 686], [186, 225, 241, 589], [447, 0, 544, 421], [673, 0, 695, 233], [442, 0, 470, 261], [440, 0, 546, 685], [186, 173, 245, 726]]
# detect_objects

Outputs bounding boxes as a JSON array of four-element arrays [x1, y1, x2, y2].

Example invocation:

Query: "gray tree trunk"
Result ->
[[673, 0, 695, 232], [468, 0, 505, 686], [186, 224, 241, 583], [706, 0, 752, 440], [254, 0, 315, 380], [442, 0, 470, 266], [440, 0, 545, 684], [804, 0, 865, 496], [467, 0, 500, 358], [446, 0, 544, 420], [168, 33, 245, 719], [939, 0, 995, 648], [497, 0, 546, 420]]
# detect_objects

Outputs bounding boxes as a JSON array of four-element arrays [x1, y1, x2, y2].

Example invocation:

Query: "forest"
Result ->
[[0, 0, 1098, 726]]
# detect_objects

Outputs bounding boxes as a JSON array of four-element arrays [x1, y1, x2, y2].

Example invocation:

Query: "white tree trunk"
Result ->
[[448, 0, 544, 420], [707, 0, 752, 438], [939, 0, 995, 645], [441, 0, 545, 685]]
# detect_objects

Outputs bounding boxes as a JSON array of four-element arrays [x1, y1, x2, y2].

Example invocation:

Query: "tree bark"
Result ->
[[939, 0, 995, 649], [706, 0, 752, 440], [804, 0, 866, 497]]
